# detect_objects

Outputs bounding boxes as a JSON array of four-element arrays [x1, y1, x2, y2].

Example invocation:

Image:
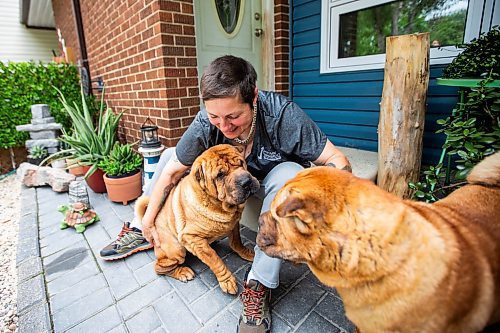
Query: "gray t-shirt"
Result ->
[[176, 90, 327, 180]]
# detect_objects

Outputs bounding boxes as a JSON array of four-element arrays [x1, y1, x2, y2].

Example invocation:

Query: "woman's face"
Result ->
[[205, 95, 255, 141]]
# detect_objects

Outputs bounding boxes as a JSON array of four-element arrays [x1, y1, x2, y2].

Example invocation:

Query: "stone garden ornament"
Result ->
[[58, 202, 99, 233]]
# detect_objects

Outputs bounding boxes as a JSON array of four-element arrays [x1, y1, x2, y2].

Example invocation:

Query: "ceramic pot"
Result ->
[[103, 170, 142, 205], [82, 166, 107, 193]]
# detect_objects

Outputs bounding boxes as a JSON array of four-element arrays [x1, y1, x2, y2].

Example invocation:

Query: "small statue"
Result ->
[[58, 202, 99, 233]]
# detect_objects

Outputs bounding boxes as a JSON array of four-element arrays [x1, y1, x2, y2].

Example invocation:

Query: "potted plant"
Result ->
[[44, 87, 123, 192], [99, 142, 143, 204], [27, 145, 48, 165]]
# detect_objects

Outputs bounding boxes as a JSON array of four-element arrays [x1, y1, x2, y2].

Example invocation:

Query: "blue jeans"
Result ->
[[131, 147, 304, 289]]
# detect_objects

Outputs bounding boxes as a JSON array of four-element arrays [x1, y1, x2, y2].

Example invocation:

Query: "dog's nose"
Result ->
[[238, 175, 259, 194]]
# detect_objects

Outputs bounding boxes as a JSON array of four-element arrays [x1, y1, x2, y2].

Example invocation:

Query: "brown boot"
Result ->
[[237, 278, 271, 333]]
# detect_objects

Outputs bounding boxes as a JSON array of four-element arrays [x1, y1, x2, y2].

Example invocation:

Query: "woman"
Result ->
[[100, 55, 351, 333]]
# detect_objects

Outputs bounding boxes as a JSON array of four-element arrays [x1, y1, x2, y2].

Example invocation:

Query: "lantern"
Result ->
[[138, 117, 164, 192], [140, 117, 161, 149]]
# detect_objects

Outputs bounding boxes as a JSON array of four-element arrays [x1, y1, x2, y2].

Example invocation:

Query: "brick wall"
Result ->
[[52, 0, 290, 147], [274, 0, 290, 96], [51, 0, 80, 63], [76, 0, 199, 147]]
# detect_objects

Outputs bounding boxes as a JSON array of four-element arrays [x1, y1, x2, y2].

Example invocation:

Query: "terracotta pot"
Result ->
[[82, 166, 107, 193], [66, 158, 85, 176], [103, 170, 142, 205]]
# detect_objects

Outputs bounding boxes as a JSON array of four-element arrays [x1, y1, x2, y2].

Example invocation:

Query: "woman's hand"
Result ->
[[141, 216, 160, 246], [140, 155, 189, 246]]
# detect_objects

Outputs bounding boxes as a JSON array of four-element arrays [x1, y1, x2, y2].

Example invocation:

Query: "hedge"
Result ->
[[0, 62, 81, 149]]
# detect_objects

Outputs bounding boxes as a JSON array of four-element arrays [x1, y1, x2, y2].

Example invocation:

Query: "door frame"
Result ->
[[261, 1, 274, 90]]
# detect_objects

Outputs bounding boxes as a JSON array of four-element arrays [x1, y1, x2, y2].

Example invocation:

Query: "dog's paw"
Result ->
[[171, 266, 195, 282], [239, 247, 255, 262], [219, 275, 238, 294]]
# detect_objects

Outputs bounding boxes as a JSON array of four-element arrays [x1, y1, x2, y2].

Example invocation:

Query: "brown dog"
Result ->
[[257, 152, 500, 333], [136, 144, 260, 294]]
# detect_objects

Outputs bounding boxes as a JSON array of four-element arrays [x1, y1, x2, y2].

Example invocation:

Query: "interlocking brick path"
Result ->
[[17, 185, 355, 333]]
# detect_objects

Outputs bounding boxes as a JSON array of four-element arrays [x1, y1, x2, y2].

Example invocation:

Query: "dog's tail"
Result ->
[[135, 196, 150, 221], [467, 152, 500, 187]]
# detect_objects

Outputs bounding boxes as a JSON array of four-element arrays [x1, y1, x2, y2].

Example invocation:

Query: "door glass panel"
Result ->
[[339, 0, 469, 58], [215, 0, 241, 34]]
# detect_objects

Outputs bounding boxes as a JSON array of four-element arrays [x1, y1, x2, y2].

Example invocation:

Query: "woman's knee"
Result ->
[[262, 162, 304, 194], [158, 147, 175, 165], [266, 162, 303, 185]]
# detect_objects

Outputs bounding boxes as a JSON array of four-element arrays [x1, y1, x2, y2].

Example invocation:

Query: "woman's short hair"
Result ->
[[200, 55, 257, 107]]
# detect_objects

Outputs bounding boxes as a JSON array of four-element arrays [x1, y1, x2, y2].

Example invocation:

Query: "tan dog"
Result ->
[[257, 153, 500, 333], [136, 144, 260, 294]]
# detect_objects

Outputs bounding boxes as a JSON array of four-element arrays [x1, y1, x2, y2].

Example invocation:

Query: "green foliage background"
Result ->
[[0, 62, 81, 149], [352, 0, 466, 57]]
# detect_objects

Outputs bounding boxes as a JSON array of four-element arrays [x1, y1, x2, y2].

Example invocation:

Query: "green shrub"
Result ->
[[98, 142, 143, 177], [442, 26, 499, 79], [0, 61, 81, 149]]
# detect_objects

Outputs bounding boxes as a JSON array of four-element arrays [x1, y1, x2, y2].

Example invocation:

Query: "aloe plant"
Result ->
[[43, 87, 123, 178]]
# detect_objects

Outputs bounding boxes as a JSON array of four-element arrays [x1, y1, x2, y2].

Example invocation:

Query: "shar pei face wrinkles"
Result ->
[[257, 152, 500, 333], [136, 144, 260, 294]]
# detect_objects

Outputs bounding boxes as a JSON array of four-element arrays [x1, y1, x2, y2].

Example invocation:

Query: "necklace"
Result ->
[[233, 103, 257, 145]]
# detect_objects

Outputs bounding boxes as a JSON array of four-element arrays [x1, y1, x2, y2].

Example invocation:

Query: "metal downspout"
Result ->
[[72, 0, 92, 95]]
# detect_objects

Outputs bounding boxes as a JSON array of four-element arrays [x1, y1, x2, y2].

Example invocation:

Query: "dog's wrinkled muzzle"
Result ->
[[232, 173, 260, 204], [256, 212, 277, 249]]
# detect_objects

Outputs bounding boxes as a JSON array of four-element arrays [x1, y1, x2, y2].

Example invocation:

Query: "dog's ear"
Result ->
[[232, 145, 245, 157], [276, 193, 315, 223], [276, 195, 314, 234], [276, 195, 305, 218], [193, 162, 206, 188]]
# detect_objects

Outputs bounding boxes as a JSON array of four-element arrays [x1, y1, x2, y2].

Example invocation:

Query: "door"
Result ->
[[194, 0, 265, 89]]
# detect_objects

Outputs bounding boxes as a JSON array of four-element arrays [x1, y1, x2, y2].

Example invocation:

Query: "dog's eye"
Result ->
[[217, 170, 226, 179], [294, 217, 310, 234]]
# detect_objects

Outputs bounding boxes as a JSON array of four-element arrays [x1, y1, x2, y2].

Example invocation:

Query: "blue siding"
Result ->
[[289, 0, 459, 164]]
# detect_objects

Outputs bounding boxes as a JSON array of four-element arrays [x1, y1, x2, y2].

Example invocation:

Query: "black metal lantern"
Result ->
[[140, 117, 161, 149]]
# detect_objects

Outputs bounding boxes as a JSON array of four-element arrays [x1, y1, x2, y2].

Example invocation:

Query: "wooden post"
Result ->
[[377, 33, 430, 198]]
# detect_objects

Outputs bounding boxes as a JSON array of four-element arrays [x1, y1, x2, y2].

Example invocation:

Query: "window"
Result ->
[[214, 0, 243, 36], [320, 0, 499, 73]]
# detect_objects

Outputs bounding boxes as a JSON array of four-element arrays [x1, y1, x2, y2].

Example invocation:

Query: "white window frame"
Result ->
[[320, 0, 497, 73]]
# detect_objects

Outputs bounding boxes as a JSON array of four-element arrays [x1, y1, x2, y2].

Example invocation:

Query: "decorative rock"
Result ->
[[29, 131, 58, 140], [30, 104, 51, 119], [15, 123, 62, 132], [25, 139, 59, 149], [16, 162, 76, 192], [16, 104, 64, 158], [31, 117, 55, 125]]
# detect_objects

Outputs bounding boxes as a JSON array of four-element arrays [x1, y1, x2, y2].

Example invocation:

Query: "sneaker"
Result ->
[[237, 276, 272, 333], [99, 222, 153, 260]]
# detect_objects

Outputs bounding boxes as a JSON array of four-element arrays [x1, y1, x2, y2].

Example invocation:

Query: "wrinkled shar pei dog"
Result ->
[[136, 144, 260, 294], [257, 152, 500, 333]]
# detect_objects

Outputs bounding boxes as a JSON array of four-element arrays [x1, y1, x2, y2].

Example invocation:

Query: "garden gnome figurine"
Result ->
[[58, 202, 99, 233]]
